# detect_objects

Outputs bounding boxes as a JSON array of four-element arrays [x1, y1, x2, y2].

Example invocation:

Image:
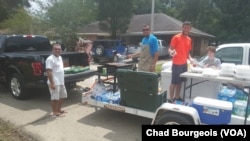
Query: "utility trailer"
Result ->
[[82, 68, 250, 125]]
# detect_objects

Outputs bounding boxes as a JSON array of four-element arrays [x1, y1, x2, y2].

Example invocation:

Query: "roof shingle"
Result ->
[[79, 13, 215, 38]]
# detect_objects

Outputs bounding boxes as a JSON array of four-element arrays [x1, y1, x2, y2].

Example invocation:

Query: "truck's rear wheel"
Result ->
[[9, 73, 27, 99], [65, 82, 77, 88], [155, 112, 194, 125]]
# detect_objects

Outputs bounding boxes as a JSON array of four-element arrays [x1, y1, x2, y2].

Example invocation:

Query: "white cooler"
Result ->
[[161, 69, 221, 100], [220, 63, 235, 77]]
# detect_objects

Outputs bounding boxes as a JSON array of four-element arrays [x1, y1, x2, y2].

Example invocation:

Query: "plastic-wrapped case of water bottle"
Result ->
[[94, 91, 121, 104], [217, 86, 250, 117], [82, 81, 121, 105], [233, 100, 250, 117]]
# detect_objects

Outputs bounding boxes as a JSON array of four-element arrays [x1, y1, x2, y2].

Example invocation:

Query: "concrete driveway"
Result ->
[[0, 60, 159, 141]]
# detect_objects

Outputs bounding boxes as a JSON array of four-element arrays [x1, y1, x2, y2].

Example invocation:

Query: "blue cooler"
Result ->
[[192, 97, 233, 125]]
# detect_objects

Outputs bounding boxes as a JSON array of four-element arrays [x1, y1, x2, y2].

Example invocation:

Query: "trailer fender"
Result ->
[[151, 103, 201, 125]]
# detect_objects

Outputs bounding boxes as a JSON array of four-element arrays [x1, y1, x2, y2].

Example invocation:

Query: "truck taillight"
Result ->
[[32, 62, 43, 76]]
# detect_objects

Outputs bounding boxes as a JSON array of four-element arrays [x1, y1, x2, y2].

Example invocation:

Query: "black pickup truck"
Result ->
[[0, 34, 97, 99]]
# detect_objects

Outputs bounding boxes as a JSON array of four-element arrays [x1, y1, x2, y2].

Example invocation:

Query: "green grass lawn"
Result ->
[[0, 118, 35, 141], [155, 63, 163, 74]]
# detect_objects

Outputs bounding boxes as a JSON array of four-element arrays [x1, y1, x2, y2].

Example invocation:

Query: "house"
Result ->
[[77, 21, 110, 41], [78, 13, 215, 56]]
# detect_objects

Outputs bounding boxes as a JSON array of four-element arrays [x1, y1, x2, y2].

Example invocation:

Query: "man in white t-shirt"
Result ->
[[46, 43, 67, 117]]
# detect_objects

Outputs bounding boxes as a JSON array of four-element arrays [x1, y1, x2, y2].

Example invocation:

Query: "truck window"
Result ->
[[158, 40, 168, 47], [216, 47, 243, 64], [4, 37, 51, 53]]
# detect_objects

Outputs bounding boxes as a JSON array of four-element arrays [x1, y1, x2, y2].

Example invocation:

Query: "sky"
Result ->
[[27, 0, 51, 13]]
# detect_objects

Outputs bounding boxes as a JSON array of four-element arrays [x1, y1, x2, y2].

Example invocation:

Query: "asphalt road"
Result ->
[[0, 60, 160, 141]]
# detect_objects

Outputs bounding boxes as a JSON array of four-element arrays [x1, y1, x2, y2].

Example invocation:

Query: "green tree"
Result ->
[[165, 0, 250, 43], [0, 0, 30, 23], [45, 0, 97, 50], [97, 0, 134, 39], [0, 8, 33, 34], [171, 0, 221, 39], [47, 0, 96, 31], [214, 0, 250, 43], [133, 0, 152, 14], [133, 0, 170, 14]]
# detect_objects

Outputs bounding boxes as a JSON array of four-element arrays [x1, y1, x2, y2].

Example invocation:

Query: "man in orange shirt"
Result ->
[[168, 21, 194, 102]]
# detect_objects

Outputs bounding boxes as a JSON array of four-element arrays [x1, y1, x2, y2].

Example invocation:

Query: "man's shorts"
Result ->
[[48, 85, 68, 100], [171, 64, 187, 84]]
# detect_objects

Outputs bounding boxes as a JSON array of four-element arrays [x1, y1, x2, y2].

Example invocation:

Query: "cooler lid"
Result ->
[[235, 65, 250, 72], [193, 97, 233, 110], [221, 63, 235, 68], [117, 69, 159, 95]]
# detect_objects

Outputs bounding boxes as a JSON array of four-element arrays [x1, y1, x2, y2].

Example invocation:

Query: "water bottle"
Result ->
[[233, 100, 247, 117], [112, 91, 121, 104], [217, 86, 236, 103]]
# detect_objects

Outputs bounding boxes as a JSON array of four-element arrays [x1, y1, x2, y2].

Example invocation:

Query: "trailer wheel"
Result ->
[[155, 112, 194, 125]]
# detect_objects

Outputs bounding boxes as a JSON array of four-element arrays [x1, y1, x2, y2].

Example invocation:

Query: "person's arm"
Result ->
[[215, 58, 222, 69], [127, 41, 143, 59], [188, 50, 194, 64], [46, 69, 55, 90], [127, 52, 140, 59], [168, 46, 176, 57], [188, 54, 193, 62], [168, 46, 174, 52], [45, 58, 55, 90], [198, 58, 206, 68]]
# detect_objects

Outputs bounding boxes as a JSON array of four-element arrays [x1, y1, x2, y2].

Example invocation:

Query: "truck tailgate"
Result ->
[[40, 52, 97, 84], [64, 69, 97, 83]]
